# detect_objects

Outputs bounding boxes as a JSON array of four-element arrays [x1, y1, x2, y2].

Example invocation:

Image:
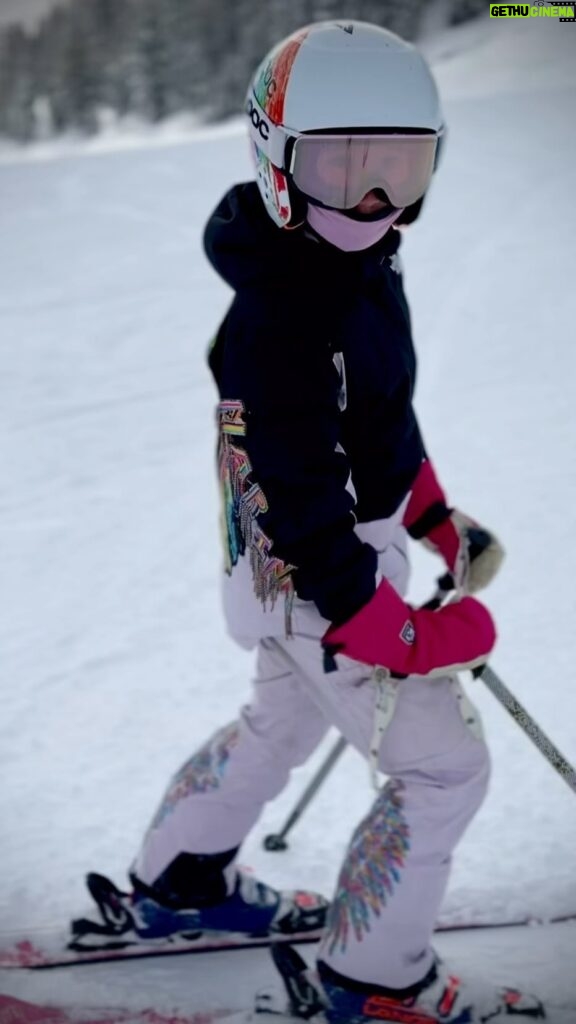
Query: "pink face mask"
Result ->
[[306, 203, 404, 252]]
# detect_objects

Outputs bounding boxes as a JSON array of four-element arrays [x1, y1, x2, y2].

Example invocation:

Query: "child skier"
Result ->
[[81, 21, 544, 1023]]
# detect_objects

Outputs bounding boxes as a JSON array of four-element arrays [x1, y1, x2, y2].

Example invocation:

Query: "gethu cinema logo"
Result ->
[[490, 3, 575, 16]]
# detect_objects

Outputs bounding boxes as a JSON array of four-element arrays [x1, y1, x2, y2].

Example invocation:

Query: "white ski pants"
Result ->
[[133, 526, 491, 989]]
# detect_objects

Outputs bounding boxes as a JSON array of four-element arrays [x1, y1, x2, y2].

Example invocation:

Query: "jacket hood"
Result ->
[[203, 182, 402, 293]]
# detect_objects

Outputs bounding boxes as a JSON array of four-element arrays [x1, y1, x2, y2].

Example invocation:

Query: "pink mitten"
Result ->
[[323, 578, 496, 678]]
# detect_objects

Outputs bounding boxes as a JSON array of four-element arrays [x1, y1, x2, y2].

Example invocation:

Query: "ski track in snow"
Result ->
[[1, 12, 575, 1018]]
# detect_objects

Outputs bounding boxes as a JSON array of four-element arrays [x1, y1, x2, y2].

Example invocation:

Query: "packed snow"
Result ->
[[1, 11, 575, 1021]]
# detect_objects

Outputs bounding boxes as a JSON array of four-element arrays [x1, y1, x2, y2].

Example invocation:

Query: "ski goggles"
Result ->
[[288, 132, 441, 211], [246, 93, 442, 211]]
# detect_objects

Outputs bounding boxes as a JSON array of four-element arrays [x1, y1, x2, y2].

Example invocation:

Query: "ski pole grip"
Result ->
[[427, 527, 494, 608]]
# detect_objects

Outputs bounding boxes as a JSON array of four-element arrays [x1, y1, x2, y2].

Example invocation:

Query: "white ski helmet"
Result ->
[[245, 20, 444, 228]]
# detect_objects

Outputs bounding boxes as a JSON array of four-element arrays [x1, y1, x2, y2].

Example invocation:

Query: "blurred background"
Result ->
[[0, 0, 487, 143]]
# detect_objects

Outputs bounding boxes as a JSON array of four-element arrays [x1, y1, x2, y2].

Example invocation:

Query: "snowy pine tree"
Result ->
[[0, 0, 454, 142]]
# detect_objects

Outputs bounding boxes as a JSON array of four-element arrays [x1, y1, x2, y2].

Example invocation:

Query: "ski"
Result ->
[[2, 909, 574, 971], [0, 926, 324, 969]]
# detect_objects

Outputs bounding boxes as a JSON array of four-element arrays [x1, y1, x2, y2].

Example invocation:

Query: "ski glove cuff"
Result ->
[[403, 459, 505, 594], [322, 577, 496, 679]]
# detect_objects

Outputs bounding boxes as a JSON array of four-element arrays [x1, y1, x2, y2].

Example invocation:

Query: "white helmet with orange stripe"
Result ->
[[245, 20, 444, 228]]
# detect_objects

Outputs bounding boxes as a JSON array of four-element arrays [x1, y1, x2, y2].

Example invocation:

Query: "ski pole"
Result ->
[[263, 735, 348, 850], [431, 571, 576, 795], [476, 663, 576, 795]]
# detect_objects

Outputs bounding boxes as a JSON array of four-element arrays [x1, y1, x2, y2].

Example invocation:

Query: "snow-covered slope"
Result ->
[[1, 11, 575, 1019]]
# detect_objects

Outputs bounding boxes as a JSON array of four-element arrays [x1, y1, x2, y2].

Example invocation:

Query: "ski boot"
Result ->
[[317, 954, 546, 1023], [70, 856, 328, 951], [267, 944, 546, 1023]]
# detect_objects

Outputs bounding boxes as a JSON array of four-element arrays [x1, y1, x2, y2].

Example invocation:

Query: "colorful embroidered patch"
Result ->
[[325, 780, 410, 955], [150, 722, 240, 828], [217, 399, 295, 632]]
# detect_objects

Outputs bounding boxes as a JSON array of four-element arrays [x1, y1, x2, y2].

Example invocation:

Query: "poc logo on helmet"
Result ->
[[246, 97, 270, 141]]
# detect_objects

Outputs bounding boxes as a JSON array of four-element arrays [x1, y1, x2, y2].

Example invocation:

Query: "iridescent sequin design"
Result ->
[[151, 722, 239, 828], [326, 780, 410, 955], [217, 399, 295, 634]]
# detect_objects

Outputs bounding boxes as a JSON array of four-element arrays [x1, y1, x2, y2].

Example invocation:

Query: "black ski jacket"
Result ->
[[204, 183, 425, 626]]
